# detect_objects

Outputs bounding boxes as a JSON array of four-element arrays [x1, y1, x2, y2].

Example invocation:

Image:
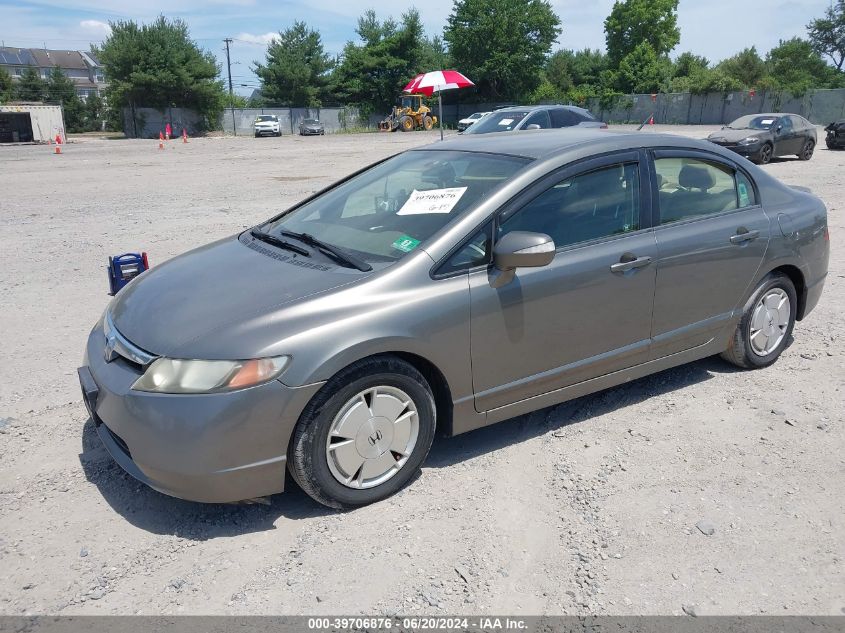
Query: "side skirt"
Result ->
[[450, 337, 724, 435]]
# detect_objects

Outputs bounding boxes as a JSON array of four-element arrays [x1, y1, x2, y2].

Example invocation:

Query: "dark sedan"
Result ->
[[299, 118, 325, 136], [707, 114, 817, 164], [825, 119, 845, 150]]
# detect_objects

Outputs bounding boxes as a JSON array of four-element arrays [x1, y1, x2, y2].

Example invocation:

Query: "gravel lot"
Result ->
[[0, 126, 842, 616]]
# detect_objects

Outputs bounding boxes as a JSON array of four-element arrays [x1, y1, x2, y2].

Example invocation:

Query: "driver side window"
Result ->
[[524, 110, 551, 129], [499, 162, 641, 248]]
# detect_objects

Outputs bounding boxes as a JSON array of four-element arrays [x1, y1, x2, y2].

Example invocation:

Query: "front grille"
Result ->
[[104, 424, 131, 458]]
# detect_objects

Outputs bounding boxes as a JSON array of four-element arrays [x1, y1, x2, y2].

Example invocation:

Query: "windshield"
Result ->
[[303, 119, 320, 124], [464, 111, 529, 134], [727, 115, 779, 130], [257, 115, 276, 122], [262, 150, 530, 264]]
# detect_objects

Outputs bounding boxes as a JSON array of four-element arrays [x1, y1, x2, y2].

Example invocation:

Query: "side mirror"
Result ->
[[494, 231, 555, 270], [776, 125, 783, 133], [491, 231, 555, 288], [525, 124, 541, 130]]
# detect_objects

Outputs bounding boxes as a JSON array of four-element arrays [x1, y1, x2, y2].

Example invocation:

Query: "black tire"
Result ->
[[720, 272, 797, 369], [757, 143, 773, 165], [288, 356, 436, 509], [798, 139, 815, 161], [399, 116, 414, 132]]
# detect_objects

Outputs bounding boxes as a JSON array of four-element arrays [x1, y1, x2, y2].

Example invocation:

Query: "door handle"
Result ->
[[730, 229, 760, 244], [610, 255, 651, 273]]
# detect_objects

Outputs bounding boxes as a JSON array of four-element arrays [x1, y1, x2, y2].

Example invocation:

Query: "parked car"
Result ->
[[706, 114, 817, 164], [463, 105, 606, 135], [825, 119, 845, 150], [457, 111, 490, 132], [299, 118, 325, 136], [254, 115, 281, 137], [79, 129, 829, 508]]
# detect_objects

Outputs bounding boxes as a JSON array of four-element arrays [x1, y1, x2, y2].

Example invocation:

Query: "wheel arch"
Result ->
[[761, 264, 808, 320]]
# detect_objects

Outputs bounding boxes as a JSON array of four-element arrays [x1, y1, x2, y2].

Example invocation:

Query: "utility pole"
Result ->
[[223, 38, 236, 136]]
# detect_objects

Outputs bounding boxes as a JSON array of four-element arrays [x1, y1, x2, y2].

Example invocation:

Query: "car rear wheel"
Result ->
[[720, 272, 797, 369], [799, 139, 815, 161], [288, 356, 436, 509], [757, 143, 773, 165]]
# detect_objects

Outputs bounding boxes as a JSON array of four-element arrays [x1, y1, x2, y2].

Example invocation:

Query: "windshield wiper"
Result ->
[[249, 229, 310, 256], [279, 230, 372, 272]]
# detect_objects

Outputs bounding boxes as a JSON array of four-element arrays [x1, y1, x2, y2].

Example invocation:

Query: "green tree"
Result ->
[[545, 49, 609, 96], [444, 0, 561, 100], [615, 41, 672, 93], [14, 67, 45, 101], [45, 66, 85, 131], [766, 37, 838, 94], [329, 9, 437, 115], [98, 16, 227, 130], [807, 0, 845, 71], [83, 93, 105, 131], [0, 67, 12, 103], [716, 47, 767, 88], [605, 0, 680, 66], [254, 21, 333, 106]]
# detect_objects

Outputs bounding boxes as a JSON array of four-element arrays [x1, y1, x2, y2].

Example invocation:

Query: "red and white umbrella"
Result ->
[[403, 70, 474, 96], [403, 70, 475, 139]]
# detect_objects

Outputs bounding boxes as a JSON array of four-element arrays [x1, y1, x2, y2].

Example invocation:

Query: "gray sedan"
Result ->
[[79, 129, 829, 508], [299, 118, 324, 136]]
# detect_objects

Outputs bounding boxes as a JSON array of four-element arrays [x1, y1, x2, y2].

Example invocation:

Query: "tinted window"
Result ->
[[500, 163, 641, 248], [523, 110, 551, 129], [654, 158, 739, 224], [465, 111, 529, 133], [549, 108, 580, 128], [439, 223, 492, 275]]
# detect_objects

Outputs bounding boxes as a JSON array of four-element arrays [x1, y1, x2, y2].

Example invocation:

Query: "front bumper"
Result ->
[[301, 128, 323, 135], [709, 140, 763, 159], [254, 127, 280, 136], [80, 320, 322, 503]]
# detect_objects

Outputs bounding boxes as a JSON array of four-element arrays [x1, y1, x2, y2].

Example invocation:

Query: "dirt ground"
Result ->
[[0, 126, 842, 617]]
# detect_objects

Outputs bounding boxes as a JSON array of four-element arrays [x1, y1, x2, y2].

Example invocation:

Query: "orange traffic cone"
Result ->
[[182, 128, 188, 144], [159, 131, 164, 150], [648, 115, 655, 125], [54, 133, 62, 155]]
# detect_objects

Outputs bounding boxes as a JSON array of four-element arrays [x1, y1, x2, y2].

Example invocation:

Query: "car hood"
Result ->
[[708, 129, 769, 142], [109, 235, 364, 358]]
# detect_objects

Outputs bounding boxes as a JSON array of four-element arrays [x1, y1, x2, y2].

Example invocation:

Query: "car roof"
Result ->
[[488, 104, 588, 114], [417, 128, 735, 161]]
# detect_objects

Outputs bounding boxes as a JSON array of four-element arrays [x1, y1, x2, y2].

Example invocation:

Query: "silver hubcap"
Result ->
[[749, 288, 790, 356], [326, 386, 419, 489]]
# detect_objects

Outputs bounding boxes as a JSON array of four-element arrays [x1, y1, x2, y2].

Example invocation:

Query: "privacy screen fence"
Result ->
[[123, 88, 845, 137]]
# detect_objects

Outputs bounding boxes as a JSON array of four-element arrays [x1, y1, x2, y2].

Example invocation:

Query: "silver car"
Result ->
[[79, 129, 829, 508]]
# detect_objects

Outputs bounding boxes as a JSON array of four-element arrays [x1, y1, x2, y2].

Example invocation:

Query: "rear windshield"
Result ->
[[262, 150, 530, 264], [465, 111, 529, 134]]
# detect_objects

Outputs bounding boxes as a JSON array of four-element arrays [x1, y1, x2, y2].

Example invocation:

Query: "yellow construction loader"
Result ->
[[379, 94, 437, 132]]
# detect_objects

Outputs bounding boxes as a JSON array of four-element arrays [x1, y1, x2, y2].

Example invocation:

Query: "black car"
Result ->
[[463, 105, 606, 134], [825, 119, 845, 150], [299, 118, 325, 136], [707, 113, 817, 164]]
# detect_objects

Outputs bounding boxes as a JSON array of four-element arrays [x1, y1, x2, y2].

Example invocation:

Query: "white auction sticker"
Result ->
[[498, 118, 513, 126], [397, 187, 468, 215]]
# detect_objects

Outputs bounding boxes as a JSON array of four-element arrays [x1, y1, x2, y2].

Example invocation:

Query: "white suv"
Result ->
[[254, 115, 281, 137]]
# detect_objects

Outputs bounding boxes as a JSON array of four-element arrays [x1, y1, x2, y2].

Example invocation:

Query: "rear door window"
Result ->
[[654, 157, 744, 224], [549, 108, 580, 128]]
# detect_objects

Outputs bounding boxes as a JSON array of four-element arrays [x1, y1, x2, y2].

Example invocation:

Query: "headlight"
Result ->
[[738, 137, 760, 145], [132, 356, 289, 394]]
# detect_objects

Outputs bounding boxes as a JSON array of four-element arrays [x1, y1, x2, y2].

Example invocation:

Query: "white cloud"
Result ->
[[234, 32, 279, 46], [80, 19, 112, 33]]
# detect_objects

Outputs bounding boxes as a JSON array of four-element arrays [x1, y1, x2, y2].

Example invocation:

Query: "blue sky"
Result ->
[[1, 0, 835, 95]]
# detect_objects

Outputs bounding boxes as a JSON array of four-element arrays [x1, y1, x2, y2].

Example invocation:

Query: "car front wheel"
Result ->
[[288, 356, 436, 509], [757, 143, 773, 165], [721, 272, 797, 369]]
